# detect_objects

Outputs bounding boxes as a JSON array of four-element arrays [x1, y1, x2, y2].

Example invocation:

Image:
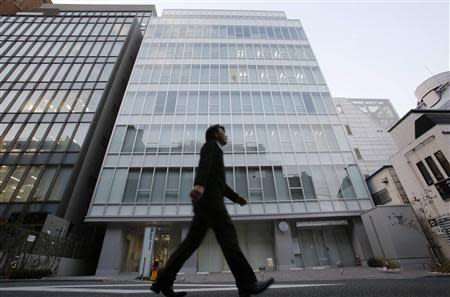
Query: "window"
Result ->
[[32, 167, 57, 201], [151, 168, 166, 203], [345, 125, 352, 135], [425, 156, 444, 181], [122, 169, 140, 202], [416, 161, 434, 186], [41, 123, 62, 151], [136, 168, 152, 203], [55, 123, 76, 151], [288, 175, 304, 200], [0, 166, 9, 188], [274, 167, 290, 200], [15, 166, 42, 202], [0, 166, 26, 202], [131, 125, 146, 153], [11, 123, 35, 151], [354, 148, 363, 160], [372, 189, 392, 205], [108, 169, 128, 203], [303, 93, 316, 114], [122, 126, 137, 153], [434, 150, 450, 176], [165, 168, 180, 202], [248, 167, 263, 201], [70, 123, 89, 151], [93, 169, 114, 203], [261, 167, 276, 201], [48, 167, 73, 201]]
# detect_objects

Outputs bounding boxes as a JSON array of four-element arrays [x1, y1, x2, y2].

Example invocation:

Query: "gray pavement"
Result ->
[[0, 278, 449, 297], [38, 266, 446, 283]]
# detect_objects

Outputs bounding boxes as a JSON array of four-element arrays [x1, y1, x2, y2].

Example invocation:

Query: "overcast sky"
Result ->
[[55, 0, 449, 117]]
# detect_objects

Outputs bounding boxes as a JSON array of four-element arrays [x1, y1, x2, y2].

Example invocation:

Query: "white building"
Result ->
[[389, 71, 450, 259], [366, 165, 409, 206], [416, 71, 450, 110], [86, 9, 376, 276]]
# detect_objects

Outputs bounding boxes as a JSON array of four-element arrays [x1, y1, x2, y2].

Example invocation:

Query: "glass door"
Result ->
[[296, 226, 354, 268], [299, 229, 320, 267]]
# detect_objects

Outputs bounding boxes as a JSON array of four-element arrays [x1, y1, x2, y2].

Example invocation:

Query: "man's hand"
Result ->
[[190, 185, 205, 201], [236, 196, 247, 206]]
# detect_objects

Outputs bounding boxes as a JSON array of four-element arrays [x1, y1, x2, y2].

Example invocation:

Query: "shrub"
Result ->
[[383, 258, 400, 269], [367, 257, 384, 267], [432, 257, 450, 273], [9, 269, 53, 279]]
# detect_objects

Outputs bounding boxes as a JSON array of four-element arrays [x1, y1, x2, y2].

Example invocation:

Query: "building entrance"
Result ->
[[294, 226, 355, 268], [151, 226, 181, 269]]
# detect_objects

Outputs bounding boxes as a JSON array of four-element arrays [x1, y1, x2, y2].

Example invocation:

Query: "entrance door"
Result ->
[[296, 226, 354, 268], [152, 227, 181, 269], [298, 229, 331, 267]]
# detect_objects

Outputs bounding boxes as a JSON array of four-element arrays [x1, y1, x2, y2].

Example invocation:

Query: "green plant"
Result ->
[[383, 258, 400, 269], [432, 257, 450, 273], [367, 257, 384, 267]]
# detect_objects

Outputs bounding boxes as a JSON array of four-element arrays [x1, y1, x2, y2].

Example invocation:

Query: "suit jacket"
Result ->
[[194, 140, 239, 204]]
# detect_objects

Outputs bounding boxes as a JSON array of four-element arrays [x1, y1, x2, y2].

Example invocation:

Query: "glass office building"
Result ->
[[87, 10, 374, 275], [0, 5, 155, 234], [333, 97, 399, 177]]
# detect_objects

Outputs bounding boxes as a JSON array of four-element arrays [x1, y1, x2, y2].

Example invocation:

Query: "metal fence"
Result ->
[[0, 225, 91, 276]]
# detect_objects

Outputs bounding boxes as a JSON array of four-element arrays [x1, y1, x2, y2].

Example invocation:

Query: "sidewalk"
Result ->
[[39, 266, 448, 283]]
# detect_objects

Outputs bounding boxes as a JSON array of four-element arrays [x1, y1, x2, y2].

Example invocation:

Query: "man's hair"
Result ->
[[205, 124, 225, 142]]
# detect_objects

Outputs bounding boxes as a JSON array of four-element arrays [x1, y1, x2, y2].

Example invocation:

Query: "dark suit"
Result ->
[[155, 140, 257, 289]]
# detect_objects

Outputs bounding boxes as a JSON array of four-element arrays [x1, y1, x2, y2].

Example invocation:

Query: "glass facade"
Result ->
[[333, 97, 400, 177], [0, 11, 140, 220], [57, 10, 152, 33], [87, 10, 373, 219]]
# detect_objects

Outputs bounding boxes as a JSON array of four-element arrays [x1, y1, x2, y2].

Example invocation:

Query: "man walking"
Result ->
[[151, 124, 274, 297]]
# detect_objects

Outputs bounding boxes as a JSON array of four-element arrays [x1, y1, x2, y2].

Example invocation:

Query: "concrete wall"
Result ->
[[361, 205, 435, 269], [96, 225, 127, 275], [273, 221, 294, 271], [350, 217, 373, 265]]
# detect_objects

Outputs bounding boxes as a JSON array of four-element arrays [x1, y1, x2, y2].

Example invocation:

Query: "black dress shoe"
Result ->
[[238, 278, 274, 297], [150, 283, 187, 297]]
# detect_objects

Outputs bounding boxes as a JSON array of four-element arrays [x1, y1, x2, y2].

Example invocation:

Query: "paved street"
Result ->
[[0, 278, 449, 297]]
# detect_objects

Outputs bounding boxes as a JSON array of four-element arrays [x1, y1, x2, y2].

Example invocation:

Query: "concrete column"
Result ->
[[273, 221, 294, 271], [180, 223, 197, 273], [138, 226, 156, 278], [96, 225, 126, 276], [350, 217, 374, 266]]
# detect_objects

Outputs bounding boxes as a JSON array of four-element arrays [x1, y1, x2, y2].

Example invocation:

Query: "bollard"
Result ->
[[258, 264, 266, 280], [337, 260, 344, 275]]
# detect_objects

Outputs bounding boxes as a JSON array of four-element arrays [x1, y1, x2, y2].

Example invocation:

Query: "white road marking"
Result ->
[[0, 282, 343, 294], [46, 283, 237, 288]]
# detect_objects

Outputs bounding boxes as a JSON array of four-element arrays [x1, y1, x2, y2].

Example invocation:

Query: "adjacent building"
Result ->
[[365, 165, 409, 206], [416, 71, 450, 110], [86, 9, 375, 276], [389, 71, 450, 259], [333, 97, 399, 178], [0, 0, 51, 15], [0, 4, 156, 240]]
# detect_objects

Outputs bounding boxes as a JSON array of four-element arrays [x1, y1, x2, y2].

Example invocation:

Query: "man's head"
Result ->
[[205, 124, 227, 145]]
